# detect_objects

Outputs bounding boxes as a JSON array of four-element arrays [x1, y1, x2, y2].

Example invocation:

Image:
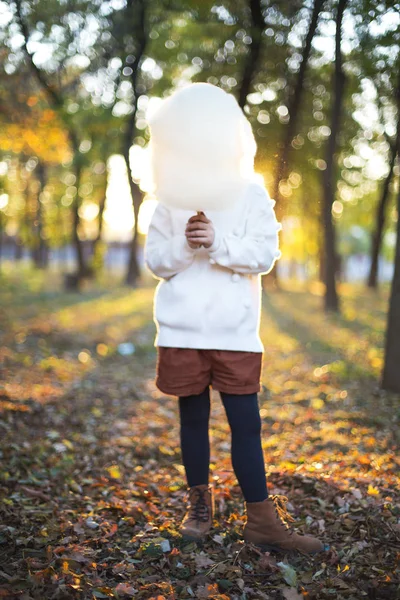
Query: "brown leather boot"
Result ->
[[180, 484, 214, 540], [244, 495, 329, 554]]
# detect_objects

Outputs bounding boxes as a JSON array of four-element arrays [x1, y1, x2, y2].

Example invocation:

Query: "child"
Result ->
[[144, 83, 328, 554]]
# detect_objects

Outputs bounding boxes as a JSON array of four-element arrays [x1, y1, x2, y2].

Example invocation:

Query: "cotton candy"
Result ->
[[147, 83, 258, 212]]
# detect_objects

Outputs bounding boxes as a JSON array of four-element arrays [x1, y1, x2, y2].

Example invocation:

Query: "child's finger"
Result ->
[[186, 222, 209, 232], [186, 230, 210, 238], [187, 234, 209, 242], [189, 238, 209, 246], [186, 232, 203, 239], [188, 214, 210, 224]]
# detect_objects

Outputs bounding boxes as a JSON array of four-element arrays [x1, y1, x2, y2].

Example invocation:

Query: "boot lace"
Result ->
[[189, 487, 210, 523], [269, 494, 295, 535]]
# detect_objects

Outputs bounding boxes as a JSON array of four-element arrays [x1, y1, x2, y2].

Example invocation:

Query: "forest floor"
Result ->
[[0, 267, 399, 600]]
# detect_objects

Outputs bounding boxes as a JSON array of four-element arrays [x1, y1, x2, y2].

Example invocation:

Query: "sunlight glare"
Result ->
[[138, 198, 158, 235], [103, 155, 134, 241]]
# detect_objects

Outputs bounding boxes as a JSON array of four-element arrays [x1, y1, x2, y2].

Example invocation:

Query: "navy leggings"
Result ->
[[178, 387, 268, 502]]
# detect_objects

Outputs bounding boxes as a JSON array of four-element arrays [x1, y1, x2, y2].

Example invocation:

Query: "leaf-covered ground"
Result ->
[[0, 268, 399, 600]]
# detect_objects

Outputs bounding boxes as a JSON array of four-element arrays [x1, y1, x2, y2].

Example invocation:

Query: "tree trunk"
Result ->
[[33, 161, 48, 269], [321, 0, 347, 313], [273, 0, 325, 208], [240, 0, 269, 289], [71, 158, 89, 279], [367, 73, 400, 290], [368, 85, 400, 290], [95, 169, 108, 245], [0, 212, 3, 269], [381, 58, 400, 392], [124, 151, 142, 286], [238, 0, 264, 110], [91, 162, 109, 267], [123, 0, 147, 285], [272, 0, 325, 285], [381, 175, 400, 392], [367, 150, 396, 288], [14, 237, 23, 261]]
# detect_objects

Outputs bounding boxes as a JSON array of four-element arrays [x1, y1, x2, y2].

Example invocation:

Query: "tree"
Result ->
[[381, 56, 400, 393], [382, 170, 400, 393], [119, 0, 147, 286], [361, 27, 400, 288], [367, 136, 397, 288], [82, 0, 149, 285], [321, 0, 347, 312], [14, 0, 92, 281], [271, 0, 325, 284], [0, 63, 69, 266], [238, 0, 264, 110]]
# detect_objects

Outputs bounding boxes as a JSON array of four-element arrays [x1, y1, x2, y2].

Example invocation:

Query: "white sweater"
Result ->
[[144, 181, 282, 352]]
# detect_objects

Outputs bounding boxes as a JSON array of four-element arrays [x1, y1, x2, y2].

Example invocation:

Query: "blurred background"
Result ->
[[1, 1, 398, 287], [1, 1, 400, 389], [1, 6, 400, 595]]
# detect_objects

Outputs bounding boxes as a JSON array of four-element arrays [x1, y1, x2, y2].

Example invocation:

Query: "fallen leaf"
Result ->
[[282, 588, 303, 600], [195, 553, 216, 569], [278, 562, 298, 587]]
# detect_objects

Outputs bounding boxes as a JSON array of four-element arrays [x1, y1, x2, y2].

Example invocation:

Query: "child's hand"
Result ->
[[185, 213, 215, 249]]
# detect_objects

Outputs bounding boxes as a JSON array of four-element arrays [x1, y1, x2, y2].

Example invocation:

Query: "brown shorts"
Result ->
[[156, 347, 262, 397]]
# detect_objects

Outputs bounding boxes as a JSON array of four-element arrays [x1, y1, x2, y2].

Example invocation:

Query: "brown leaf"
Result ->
[[114, 583, 138, 596], [19, 486, 51, 502], [194, 553, 216, 569]]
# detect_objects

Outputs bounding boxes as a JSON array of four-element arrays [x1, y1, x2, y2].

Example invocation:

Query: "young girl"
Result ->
[[144, 83, 328, 554]]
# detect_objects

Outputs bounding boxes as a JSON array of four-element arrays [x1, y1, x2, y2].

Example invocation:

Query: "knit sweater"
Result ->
[[144, 181, 282, 352]]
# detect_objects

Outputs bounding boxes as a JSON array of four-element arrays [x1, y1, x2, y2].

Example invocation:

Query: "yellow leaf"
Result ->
[[367, 485, 380, 496], [107, 465, 122, 480], [311, 398, 325, 410]]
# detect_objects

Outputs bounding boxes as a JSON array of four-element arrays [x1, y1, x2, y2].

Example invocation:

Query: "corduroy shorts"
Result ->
[[156, 347, 262, 397]]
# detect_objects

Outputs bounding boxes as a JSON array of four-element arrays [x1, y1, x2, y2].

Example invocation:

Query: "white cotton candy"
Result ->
[[147, 83, 258, 212]]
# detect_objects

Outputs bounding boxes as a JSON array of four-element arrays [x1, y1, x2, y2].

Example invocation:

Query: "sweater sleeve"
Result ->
[[207, 184, 282, 275], [144, 202, 197, 279]]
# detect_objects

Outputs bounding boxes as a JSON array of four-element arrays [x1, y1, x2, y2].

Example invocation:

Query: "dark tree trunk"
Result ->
[[14, 238, 23, 261], [381, 60, 400, 392], [273, 0, 325, 206], [319, 240, 325, 282], [122, 0, 147, 286], [367, 148, 396, 288], [33, 161, 48, 269], [238, 0, 264, 110], [368, 86, 400, 290], [71, 158, 89, 279], [0, 212, 3, 268], [382, 176, 400, 392], [321, 0, 347, 313], [124, 151, 142, 286], [91, 162, 109, 264], [367, 71, 400, 290], [272, 0, 325, 285], [240, 0, 270, 290], [95, 170, 108, 245]]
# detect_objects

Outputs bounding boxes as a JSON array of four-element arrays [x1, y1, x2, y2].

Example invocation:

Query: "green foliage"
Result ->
[[0, 0, 399, 273]]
